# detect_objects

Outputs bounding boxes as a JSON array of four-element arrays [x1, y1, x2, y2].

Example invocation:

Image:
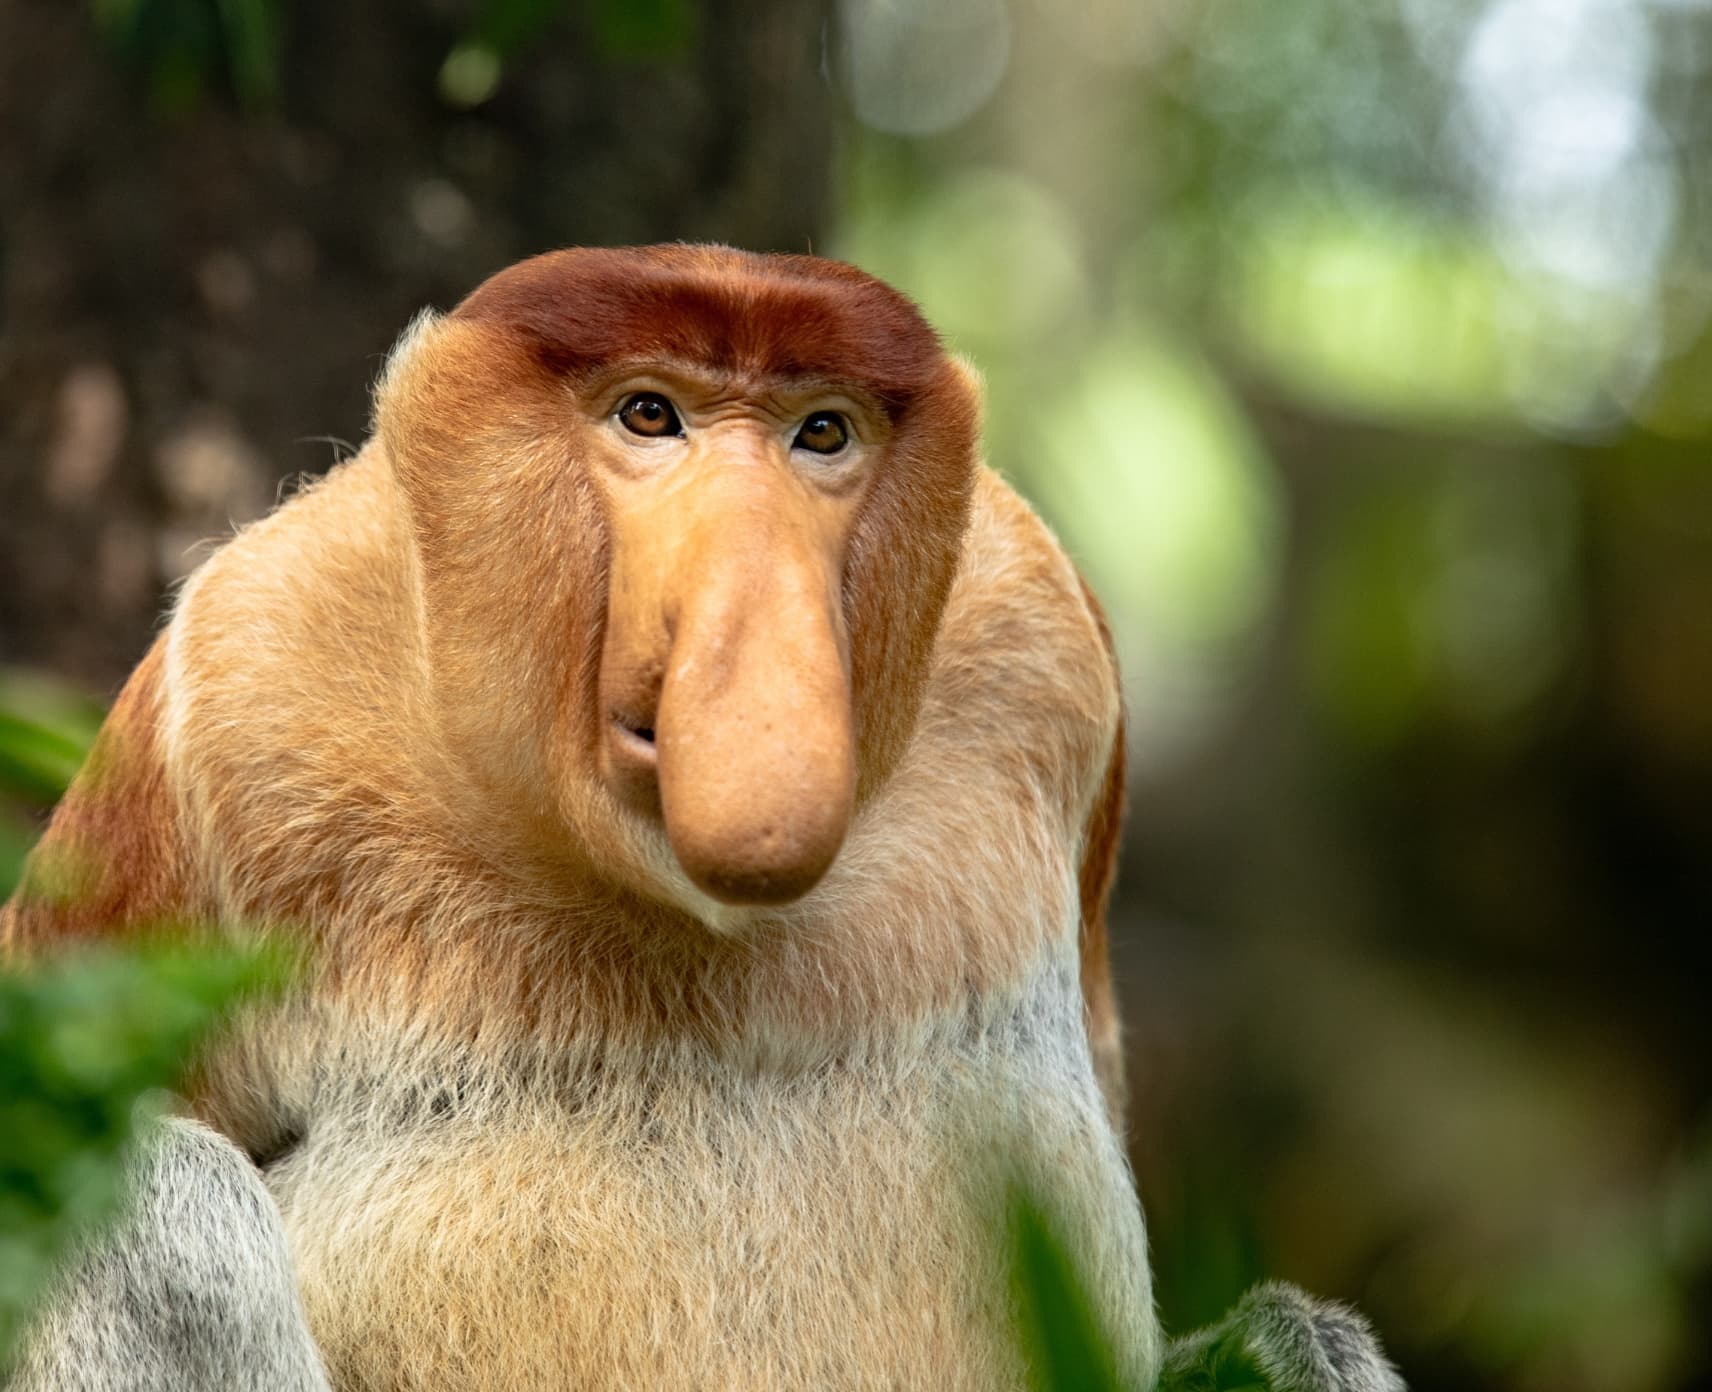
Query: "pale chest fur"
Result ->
[[248, 960, 1156, 1392]]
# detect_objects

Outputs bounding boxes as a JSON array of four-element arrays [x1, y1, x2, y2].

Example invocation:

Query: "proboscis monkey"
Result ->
[[4, 247, 1402, 1392]]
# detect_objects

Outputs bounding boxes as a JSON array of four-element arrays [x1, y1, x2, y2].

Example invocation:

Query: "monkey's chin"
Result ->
[[642, 839, 772, 937], [648, 824, 819, 934]]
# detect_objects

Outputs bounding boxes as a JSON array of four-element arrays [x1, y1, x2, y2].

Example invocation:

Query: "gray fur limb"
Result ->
[[9, 1114, 329, 1392], [1159, 1281, 1406, 1392]]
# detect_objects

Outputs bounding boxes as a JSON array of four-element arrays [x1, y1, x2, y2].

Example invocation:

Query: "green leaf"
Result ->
[[1009, 1186, 1129, 1392], [0, 713, 89, 806], [0, 937, 292, 1368]]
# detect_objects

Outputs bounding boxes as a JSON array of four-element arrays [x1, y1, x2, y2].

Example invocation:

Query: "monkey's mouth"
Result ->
[[604, 710, 662, 818], [610, 712, 658, 758]]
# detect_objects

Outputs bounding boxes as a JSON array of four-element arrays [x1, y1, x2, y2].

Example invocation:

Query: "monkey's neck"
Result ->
[[194, 933, 1110, 1222]]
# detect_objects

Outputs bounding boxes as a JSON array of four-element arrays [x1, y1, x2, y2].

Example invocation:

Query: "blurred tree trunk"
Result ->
[[0, 0, 834, 689]]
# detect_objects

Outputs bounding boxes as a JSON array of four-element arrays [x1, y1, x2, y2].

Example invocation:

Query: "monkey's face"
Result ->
[[383, 247, 978, 914], [584, 369, 879, 906]]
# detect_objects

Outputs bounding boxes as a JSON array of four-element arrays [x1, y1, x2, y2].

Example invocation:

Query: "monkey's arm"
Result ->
[[1158, 1282, 1406, 1392], [9, 1114, 329, 1392], [4, 649, 327, 1389]]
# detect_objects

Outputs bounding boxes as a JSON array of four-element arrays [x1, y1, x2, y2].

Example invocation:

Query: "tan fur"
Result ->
[[5, 248, 1155, 1390], [5, 643, 204, 946], [1076, 580, 1130, 1126]]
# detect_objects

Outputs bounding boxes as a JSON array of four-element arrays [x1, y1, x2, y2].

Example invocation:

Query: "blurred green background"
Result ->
[[2, 0, 1710, 1387]]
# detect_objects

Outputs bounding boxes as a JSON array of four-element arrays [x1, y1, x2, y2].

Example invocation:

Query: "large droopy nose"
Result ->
[[602, 441, 857, 906]]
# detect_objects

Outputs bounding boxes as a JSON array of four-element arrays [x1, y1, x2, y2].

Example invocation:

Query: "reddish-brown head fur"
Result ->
[[382, 245, 979, 910], [452, 244, 947, 411]]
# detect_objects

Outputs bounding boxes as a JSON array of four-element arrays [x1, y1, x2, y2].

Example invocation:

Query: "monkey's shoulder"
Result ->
[[920, 468, 1119, 807], [169, 450, 414, 695], [2, 642, 197, 951], [947, 468, 1117, 707]]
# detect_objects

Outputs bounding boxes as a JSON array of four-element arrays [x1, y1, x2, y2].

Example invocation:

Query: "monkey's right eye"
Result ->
[[618, 393, 683, 438]]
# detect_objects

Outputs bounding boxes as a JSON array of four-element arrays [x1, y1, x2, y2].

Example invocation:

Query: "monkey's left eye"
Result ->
[[794, 412, 849, 456], [618, 393, 683, 438]]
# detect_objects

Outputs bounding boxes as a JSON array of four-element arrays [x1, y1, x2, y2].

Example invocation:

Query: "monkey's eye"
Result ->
[[618, 393, 683, 438], [794, 411, 849, 456]]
